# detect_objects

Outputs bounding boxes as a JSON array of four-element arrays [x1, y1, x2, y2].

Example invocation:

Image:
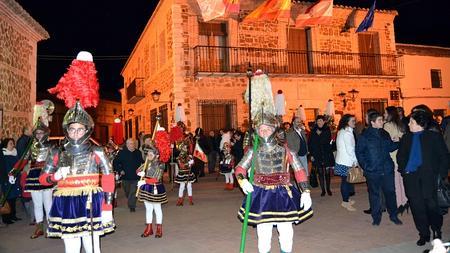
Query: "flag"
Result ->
[[244, 0, 291, 22], [356, 0, 376, 33], [193, 141, 208, 162], [295, 0, 333, 27], [224, 0, 240, 15], [197, 0, 226, 22]]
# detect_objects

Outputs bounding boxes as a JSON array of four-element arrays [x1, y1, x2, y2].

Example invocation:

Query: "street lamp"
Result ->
[[151, 90, 173, 110], [338, 89, 359, 108], [127, 108, 134, 116]]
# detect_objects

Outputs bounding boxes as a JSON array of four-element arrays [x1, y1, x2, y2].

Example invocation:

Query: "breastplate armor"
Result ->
[[145, 161, 164, 181], [58, 150, 96, 175], [31, 141, 51, 163], [255, 144, 287, 175]]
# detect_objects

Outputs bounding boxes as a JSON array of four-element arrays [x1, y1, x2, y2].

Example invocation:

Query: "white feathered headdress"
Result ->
[[244, 70, 275, 119], [175, 103, 186, 123]]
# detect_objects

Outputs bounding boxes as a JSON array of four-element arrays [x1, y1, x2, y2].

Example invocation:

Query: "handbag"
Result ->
[[347, 165, 366, 184], [437, 177, 450, 215], [0, 200, 11, 215], [309, 167, 319, 188]]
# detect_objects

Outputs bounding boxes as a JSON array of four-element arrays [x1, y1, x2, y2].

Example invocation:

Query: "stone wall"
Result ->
[[0, 17, 33, 138]]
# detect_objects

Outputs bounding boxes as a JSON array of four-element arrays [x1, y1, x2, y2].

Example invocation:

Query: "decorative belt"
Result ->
[[30, 161, 46, 168], [57, 174, 100, 188], [253, 173, 290, 186]]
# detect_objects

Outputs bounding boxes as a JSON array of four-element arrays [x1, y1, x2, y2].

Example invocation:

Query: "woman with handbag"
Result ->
[[397, 110, 449, 246], [308, 115, 335, 196], [334, 114, 358, 211]]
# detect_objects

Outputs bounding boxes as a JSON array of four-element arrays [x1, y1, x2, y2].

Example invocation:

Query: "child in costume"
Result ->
[[174, 137, 195, 206], [136, 129, 170, 238], [219, 142, 235, 190], [236, 71, 313, 253], [39, 52, 114, 253]]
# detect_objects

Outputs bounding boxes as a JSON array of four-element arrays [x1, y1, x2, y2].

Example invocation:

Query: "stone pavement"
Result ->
[[0, 174, 448, 253]]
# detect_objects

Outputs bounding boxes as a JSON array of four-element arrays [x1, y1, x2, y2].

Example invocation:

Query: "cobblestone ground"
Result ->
[[0, 174, 448, 253]]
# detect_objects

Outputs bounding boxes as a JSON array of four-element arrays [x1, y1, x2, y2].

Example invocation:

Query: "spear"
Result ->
[[239, 133, 259, 253]]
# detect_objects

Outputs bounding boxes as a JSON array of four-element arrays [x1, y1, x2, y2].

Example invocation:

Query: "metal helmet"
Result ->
[[142, 142, 159, 158], [62, 100, 94, 145], [33, 120, 50, 143], [253, 112, 279, 145]]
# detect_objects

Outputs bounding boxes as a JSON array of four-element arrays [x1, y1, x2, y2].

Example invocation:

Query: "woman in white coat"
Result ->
[[334, 114, 358, 211]]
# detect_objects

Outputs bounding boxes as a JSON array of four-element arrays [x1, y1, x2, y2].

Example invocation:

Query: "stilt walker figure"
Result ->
[[137, 126, 171, 238], [25, 120, 54, 239], [220, 142, 235, 190], [39, 51, 115, 253], [236, 71, 313, 253], [174, 137, 196, 206]]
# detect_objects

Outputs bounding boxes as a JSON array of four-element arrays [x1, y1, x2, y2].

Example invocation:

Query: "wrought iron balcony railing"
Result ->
[[193, 46, 404, 77], [126, 78, 145, 104]]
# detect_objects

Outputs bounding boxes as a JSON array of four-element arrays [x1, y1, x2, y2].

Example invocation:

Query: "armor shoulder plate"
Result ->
[[92, 145, 113, 175]]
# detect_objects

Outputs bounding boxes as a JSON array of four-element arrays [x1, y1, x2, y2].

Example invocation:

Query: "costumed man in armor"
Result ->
[[24, 121, 54, 239], [136, 131, 170, 238], [174, 137, 196, 206], [219, 142, 235, 190], [236, 71, 313, 253], [39, 51, 115, 253]]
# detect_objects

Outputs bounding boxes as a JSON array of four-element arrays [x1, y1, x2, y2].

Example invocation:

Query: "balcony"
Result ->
[[193, 46, 404, 77], [126, 78, 145, 104]]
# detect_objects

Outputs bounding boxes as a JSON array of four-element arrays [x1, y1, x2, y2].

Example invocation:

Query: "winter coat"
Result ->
[[1, 148, 20, 199], [335, 127, 358, 167], [397, 130, 449, 198], [356, 127, 398, 177], [308, 125, 334, 167], [113, 148, 144, 180]]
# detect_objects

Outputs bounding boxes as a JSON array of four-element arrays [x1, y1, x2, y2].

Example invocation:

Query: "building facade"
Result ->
[[397, 43, 450, 116], [121, 0, 404, 137], [0, 0, 49, 138]]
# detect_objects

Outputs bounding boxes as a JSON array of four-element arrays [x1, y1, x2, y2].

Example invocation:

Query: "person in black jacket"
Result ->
[[192, 128, 210, 178], [397, 110, 449, 246], [16, 126, 32, 158], [308, 115, 335, 196], [356, 111, 402, 226], [113, 138, 144, 212]]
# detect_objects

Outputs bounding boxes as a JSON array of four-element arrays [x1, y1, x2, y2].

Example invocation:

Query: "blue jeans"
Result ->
[[340, 176, 354, 202]]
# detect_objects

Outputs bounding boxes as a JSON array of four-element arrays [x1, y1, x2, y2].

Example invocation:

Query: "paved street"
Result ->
[[0, 174, 448, 253]]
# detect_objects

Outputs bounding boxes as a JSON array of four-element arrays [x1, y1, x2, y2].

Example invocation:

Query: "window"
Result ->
[[198, 22, 228, 72], [431, 69, 442, 88], [390, 90, 400, 100]]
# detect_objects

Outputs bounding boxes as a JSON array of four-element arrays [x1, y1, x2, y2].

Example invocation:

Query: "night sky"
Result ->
[[16, 0, 450, 101]]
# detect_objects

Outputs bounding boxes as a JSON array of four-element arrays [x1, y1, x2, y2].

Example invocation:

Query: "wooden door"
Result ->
[[358, 33, 381, 75], [287, 28, 308, 74]]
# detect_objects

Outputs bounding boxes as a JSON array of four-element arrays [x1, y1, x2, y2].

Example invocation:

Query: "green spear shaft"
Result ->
[[239, 133, 259, 253]]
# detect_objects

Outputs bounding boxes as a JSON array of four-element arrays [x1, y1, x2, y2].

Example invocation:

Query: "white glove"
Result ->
[[188, 159, 194, 166], [137, 171, 145, 177], [300, 192, 312, 210], [310, 156, 315, 162], [137, 180, 146, 188], [8, 175, 16, 184], [54, 166, 70, 180], [101, 211, 113, 225], [239, 179, 254, 195]]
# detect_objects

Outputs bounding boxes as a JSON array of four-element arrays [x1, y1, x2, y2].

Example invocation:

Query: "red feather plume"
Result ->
[[169, 126, 184, 143], [155, 130, 171, 163], [48, 59, 100, 108]]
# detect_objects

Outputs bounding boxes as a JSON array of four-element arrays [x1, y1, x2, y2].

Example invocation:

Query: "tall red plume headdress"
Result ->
[[154, 129, 172, 163], [48, 51, 100, 108]]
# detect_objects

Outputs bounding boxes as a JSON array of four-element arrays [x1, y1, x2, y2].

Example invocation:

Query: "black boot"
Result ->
[[433, 230, 442, 239], [317, 167, 326, 196], [325, 167, 332, 196]]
